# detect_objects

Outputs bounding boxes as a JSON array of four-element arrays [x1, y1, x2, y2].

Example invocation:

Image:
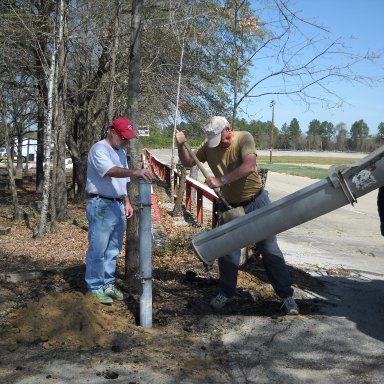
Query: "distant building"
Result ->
[[17, 138, 38, 161], [0, 139, 37, 162], [138, 126, 150, 137]]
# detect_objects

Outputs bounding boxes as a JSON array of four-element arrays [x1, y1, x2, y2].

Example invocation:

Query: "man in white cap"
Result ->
[[85, 117, 152, 304], [176, 116, 299, 315]]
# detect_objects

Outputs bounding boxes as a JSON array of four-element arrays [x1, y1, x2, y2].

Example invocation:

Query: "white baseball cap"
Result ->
[[204, 116, 230, 148]]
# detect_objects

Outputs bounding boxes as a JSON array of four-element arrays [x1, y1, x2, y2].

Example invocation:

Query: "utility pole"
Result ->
[[269, 100, 275, 163]]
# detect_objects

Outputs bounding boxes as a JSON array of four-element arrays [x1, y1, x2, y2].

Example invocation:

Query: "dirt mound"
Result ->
[[5, 291, 131, 350]]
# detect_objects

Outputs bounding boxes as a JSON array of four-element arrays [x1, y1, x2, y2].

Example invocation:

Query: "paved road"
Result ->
[[150, 148, 368, 160]]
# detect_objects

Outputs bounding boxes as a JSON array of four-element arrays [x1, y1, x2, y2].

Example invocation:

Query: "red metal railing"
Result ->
[[144, 149, 219, 228]]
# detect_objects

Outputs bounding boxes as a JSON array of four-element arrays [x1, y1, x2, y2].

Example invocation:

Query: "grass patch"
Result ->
[[257, 156, 357, 165], [257, 155, 359, 179], [259, 164, 328, 179]]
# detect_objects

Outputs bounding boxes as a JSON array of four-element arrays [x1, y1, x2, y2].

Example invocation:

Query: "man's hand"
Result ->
[[175, 131, 187, 146], [205, 176, 222, 189], [125, 200, 134, 219], [133, 168, 152, 181]]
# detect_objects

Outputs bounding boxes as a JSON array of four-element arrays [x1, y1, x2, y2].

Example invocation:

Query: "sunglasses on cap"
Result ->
[[112, 129, 129, 141]]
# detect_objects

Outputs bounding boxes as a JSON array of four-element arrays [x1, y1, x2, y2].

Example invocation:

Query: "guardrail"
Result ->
[[143, 149, 268, 229], [144, 149, 220, 227]]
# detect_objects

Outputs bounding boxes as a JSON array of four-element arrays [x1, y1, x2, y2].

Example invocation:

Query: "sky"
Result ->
[[243, 0, 384, 135]]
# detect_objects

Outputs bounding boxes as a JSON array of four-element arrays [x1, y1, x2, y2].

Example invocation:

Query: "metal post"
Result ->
[[139, 179, 153, 328], [269, 100, 275, 163]]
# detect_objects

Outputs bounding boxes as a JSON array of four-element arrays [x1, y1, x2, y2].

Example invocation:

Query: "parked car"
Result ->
[[0, 147, 7, 161], [0, 147, 19, 162]]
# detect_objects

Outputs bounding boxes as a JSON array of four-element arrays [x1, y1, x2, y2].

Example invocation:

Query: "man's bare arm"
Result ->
[[175, 131, 196, 168], [205, 154, 256, 188], [106, 167, 152, 180]]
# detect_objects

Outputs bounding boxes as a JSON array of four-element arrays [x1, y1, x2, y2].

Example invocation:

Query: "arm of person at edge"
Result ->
[[377, 187, 384, 236], [105, 167, 152, 219], [175, 130, 256, 188]]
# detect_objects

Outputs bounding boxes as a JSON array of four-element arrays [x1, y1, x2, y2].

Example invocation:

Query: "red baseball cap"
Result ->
[[110, 117, 137, 139]]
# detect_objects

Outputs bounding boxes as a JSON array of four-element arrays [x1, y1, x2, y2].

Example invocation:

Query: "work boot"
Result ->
[[88, 289, 113, 304], [281, 296, 299, 315], [104, 284, 129, 301], [210, 292, 234, 309]]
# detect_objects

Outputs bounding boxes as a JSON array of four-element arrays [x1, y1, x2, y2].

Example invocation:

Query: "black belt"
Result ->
[[89, 193, 124, 202], [230, 189, 263, 208]]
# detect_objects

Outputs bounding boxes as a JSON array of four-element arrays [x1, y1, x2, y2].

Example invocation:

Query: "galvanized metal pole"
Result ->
[[270, 100, 275, 163], [139, 179, 153, 328], [192, 146, 384, 266]]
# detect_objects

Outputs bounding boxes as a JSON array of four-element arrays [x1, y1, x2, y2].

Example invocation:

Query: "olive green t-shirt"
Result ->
[[195, 131, 262, 204]]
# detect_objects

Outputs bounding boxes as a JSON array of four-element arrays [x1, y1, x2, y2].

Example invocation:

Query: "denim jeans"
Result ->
[[218, 189, 294, 299], [85, 197, 125, 292]]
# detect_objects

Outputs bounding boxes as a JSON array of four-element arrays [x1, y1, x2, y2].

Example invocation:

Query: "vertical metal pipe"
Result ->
[[139, 179, 152, 328], [269, 100, 275, 163]]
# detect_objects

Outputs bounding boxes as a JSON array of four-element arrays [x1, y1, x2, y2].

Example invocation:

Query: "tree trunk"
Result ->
[[25, 138, 30, 172], [54, 0, 68, 221], [231, 2, 241, 129], [36, 99, 45, 193], [66, 132, 88, 202], [37, 22, 57, 238], [171, 39, 185, 206], [106, 1, 121, 128], [1, 102, 21, 221], [55, 124, 68, 219], [16, 134, 23, 171], [125, 0, 143, 273], [190, 165, 199, 204], [173, 164, 186, 217], [50, 124, 58, 232]]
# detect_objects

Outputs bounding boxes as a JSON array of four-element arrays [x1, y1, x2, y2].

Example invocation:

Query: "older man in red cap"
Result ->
[[85, 117, 152, 304]]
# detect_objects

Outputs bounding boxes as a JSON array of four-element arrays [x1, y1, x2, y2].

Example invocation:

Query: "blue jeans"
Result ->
[[218, 189, 294, 299], [85, 197, 126, 292]]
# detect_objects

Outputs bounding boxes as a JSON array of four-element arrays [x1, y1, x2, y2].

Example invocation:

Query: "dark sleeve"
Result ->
[[377, 187, 384, 220], [194, 141, 207, 163], [377, 187, 384, 235]]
